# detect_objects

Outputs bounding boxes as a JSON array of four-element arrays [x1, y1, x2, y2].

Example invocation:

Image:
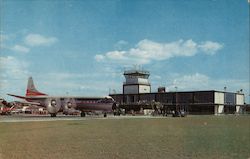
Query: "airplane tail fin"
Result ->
[[26, 77, 47, 96]]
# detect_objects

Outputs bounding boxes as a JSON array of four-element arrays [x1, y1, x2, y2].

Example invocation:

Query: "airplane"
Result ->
[[8, 77, 118, 117]]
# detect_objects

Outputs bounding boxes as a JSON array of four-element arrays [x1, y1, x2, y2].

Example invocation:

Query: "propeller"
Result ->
[[45, 98, 61, 114], [63, 98, 76, 114]]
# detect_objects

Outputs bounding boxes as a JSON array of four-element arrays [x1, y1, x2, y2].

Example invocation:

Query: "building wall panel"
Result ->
[[139, 85, 150, 93], [214, 92, 224, 104], [194, 92, 214, 103], [177, 93, 193, 103], [236, 94, 244, 105], [224, 92, 236, 105], [155, 93, 174, 103], [139, 94, 156, 102], [124, 85, 138, 94]]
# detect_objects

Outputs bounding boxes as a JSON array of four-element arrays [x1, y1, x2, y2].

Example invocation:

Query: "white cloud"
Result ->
[[24, 34, 58, 47], [1, 33, 58, 54], [114, 40, 128, 50], [153, 75, 162, 80], [11, 45, 30, 53], [95, 39, 223, 65], [106, 51, 127, 60], [0, 56, 30, 98], [0, 56, 29, 79], [94, 54, 105, 62], [168, 73, 210, 90], [198, 41, 224, 55]]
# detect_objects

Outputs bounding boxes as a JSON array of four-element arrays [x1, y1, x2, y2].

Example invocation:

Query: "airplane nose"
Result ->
[[67, 102, 72, 108], [51, 100, 56, 106]]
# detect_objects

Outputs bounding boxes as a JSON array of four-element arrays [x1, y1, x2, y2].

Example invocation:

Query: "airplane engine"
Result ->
[[45, 98, 61, 117], [63, 98, 77, 114]]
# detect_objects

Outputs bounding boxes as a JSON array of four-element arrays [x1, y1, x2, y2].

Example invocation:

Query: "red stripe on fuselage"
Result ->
[[26, 90, 47, 96]]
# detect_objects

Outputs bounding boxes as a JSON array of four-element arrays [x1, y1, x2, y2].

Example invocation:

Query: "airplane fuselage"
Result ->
[[7, 77, 117, 117], [25, 96, 114, 112]]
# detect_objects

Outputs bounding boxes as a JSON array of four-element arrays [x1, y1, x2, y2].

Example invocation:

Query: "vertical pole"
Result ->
[[175, 86, 178, 113]]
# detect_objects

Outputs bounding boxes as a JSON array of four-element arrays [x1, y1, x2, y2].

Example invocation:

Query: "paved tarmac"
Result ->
[[0, 114, 165, 122]]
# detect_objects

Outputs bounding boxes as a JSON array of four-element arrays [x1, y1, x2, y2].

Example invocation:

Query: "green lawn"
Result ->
[[0, 116, 249, 159]]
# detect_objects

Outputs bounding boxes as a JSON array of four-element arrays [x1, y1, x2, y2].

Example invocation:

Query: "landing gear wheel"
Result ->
[[104, 113, 107, 118], [115, 112, 120, 116], [51, 113, 56, 117], [81, 112, 86, 117]]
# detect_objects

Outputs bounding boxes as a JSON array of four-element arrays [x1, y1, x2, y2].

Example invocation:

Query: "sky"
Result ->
[[0, 0, 249, 102]]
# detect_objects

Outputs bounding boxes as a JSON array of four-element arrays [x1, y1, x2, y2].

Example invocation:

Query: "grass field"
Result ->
[[0, 115, 249, 159]]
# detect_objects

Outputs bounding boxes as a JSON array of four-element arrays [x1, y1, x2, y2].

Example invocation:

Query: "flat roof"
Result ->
[[110, 90, 244, 96]]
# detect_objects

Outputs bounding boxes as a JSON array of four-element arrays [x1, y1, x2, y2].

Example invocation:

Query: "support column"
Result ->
[[215, 105, 224, 115], [236, 106, 241, 114]]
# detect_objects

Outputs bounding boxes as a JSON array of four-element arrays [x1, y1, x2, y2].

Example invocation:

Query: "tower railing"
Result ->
[[124, 70, 150, 75]]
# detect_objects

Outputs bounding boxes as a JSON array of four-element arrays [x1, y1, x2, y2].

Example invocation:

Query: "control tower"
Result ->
[[123, 68, 151, 94]]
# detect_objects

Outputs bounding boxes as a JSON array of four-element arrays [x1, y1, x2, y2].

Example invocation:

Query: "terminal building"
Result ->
[[110, 68, 245, 115]]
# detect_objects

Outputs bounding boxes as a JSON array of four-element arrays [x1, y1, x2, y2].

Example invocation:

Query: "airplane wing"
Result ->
[[7, 94, 47, 100], [14, 100, 41, 106], [7, 94, 27, 99]]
